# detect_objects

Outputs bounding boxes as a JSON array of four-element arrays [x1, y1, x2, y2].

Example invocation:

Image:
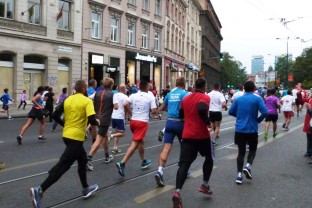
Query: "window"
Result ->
[[91, 11, 101, 39], [27, 0, 41, 24], [57, 1, 70, 30], [154, 32, 160, 51], [127, 22, 135, 46], [142, 27, 148, 49], [155, 0, 161, 15], [0, 0, 14, 19], [128, 0, 135, 4], [142, 0, 149, 10], [110, 17, 120, 42]]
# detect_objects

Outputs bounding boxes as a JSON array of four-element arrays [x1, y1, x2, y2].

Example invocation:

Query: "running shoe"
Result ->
[[284, 127, 289, 131], [282, 123, 286, 128], [158, 130, 164, 142], [17, 135, 22, 145], [116, 162, 125, 177], [104, 155, 113, 164], [107, 131, 113, 143], [172, 192, 182, 208], [30, 186, 42, 208], [308, 161, 312, 165], [198, 184, 213, 195], [0, 162, 5, 170], [263, 131, 268, 141], [141, 159, 152, 169], [304, 153, 312, 158], [82, 184, 98, 198], [273, 132, 278, 138], [86, 161, 94, 171], [236, 176, 243, 184], [112, 148, 121, 154], [212, 141, 217, 146], [243, 167, 253, 180], [155, 171, 165, 187], [38, 136, 47, 141]]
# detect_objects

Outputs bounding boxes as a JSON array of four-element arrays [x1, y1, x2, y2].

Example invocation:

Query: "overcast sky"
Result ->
[[210, 0, 312, 73]]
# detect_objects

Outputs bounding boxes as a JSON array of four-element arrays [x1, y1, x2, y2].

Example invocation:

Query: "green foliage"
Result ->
[[220, 52, 247, 89], [292, 47, 312, 88]]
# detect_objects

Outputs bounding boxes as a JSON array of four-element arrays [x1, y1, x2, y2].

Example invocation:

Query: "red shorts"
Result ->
[[283, 111, 294, 118], [130, 120, 148, 141]]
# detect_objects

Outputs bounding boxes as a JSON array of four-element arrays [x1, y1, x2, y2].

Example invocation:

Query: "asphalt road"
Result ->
[[0, 111, 311, 208]]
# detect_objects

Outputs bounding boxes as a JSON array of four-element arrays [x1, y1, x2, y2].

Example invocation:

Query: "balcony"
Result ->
[[57, 29, 74, 40]]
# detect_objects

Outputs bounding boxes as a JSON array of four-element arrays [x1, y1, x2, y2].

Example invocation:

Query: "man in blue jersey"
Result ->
[[229, 81, 267, 184], [155, 77, 189, 187]]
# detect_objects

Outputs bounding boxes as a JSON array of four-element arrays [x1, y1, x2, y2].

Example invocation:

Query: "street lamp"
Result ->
[[276, 37, 300, 88]]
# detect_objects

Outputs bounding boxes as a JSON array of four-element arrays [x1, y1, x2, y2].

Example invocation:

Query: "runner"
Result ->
[[0, 161, 5, 170], [229, 81, 267, 184], [280, 90, 296, 131], [263, 88, 281, 141], [0, 88, 15, 119], [172, 78, 214, 208], [155, 77, 189, 187], [208, 82, 227, 145], [116, 80, 157, 177], [231, 84, 244, 103], [17, 90, 27, 110], [87, 78, 116, 171], [17, 86, 47, 144], [110, 84, 130, 154], [29, 80, 99, 208]]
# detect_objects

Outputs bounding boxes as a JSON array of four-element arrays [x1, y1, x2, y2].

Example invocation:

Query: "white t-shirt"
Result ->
[[208, 90, 226, 112], [128, 91, 157, 122], [291, 89, 298, 99], [232, 91, 244, 101], [281, 95, 295, 112], [112, 92, 128, 120]]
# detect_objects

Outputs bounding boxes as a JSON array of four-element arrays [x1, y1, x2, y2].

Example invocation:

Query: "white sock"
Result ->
[[203, 180, 209, 186], [238, 172, 242, 177], [246, 163, 251, 168], [158, 166, 163, 175]]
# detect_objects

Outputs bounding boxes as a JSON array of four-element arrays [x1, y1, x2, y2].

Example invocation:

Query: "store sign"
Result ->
[[58, 46, 72, 53], [135, 53, 157, 62], [106, 67, 117, 73], [92, 55, 104, 64]]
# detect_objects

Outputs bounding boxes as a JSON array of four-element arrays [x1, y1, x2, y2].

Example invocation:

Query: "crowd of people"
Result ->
[[1, 78, 312, 208]]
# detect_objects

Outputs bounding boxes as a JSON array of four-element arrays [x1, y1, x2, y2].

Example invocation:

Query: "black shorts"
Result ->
[[98, 125, 109, 137], [209, 111, 222, 122], [2, 105, 9, 110], [234, 132, 258, 148], [178, 139, 214, 167], [265, 114, 278, 122], [28, 107, 44, 120]]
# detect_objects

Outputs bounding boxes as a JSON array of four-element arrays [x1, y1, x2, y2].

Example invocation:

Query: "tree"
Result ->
[[292, 47, 312, 89], [220, 52, 247, 89]]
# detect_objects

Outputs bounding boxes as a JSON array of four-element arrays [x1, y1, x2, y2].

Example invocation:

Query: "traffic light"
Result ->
[[220, 53, 223, 61]]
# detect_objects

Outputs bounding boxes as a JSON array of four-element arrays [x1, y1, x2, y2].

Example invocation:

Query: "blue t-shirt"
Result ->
[[0, 93, 12, 106], [164, 88, 189, 119], [87, 87, 96, 96], [229, 92, 267, 133]]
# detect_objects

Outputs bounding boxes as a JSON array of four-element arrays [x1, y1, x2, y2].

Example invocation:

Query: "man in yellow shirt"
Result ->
[[29, 80, 99, 208]]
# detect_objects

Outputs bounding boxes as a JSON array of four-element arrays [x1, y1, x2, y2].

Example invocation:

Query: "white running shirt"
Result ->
[[128, 91, 157, 122], [281, 95, 295, 111], [208, 90, 226, 112], [112, 92, 128, 119], [232, 91, 244, 101]]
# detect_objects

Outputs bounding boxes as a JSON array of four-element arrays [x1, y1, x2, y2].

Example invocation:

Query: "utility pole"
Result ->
[[286, 37, 289, 88]]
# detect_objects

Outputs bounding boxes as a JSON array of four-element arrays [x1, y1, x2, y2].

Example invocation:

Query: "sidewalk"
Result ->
[[0, 104, 31, 119]]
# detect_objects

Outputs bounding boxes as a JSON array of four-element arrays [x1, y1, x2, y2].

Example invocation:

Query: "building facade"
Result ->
[[184, 0, 201, 89], [82, 0, 165, 93], [251, 55, 264, 75], [0, 0, 83, 99], [162, 0, 187, 89], [198, 0, 222, 91]]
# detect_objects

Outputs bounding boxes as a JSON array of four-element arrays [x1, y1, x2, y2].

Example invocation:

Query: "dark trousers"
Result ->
[[18, 101, 27, 109], [235, 132, 258, 172], [176, 139, 214, 190], [306, 133, 312, 155], [41, 138, 88, 192]]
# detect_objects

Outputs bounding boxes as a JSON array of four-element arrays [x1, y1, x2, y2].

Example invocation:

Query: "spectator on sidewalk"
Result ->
[[0, 88, 15, 120], [18, 90, 27, 110]]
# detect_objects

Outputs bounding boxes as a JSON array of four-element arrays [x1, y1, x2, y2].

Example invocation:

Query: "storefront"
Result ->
[[88, 52, 105, 86], [125, 51, 162, 92], [164, 57, 185, 88], [185, 63, 199, 89]]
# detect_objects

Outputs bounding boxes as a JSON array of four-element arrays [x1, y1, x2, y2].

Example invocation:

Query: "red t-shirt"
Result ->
[[180, 92, 210, 139], [303, 98, 312, 134]]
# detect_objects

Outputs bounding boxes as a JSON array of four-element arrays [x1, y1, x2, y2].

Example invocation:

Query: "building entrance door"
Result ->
[[24, 72, 42, 100]]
